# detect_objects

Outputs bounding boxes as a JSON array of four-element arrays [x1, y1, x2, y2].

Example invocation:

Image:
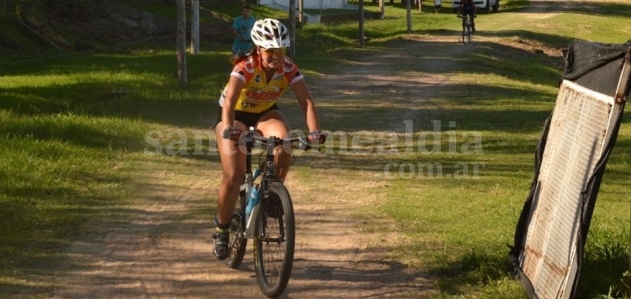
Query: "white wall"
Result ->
[[258, 0, 349, 9]]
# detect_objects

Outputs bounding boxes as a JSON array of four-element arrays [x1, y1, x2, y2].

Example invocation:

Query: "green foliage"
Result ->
[[579, 228, 631, 298]]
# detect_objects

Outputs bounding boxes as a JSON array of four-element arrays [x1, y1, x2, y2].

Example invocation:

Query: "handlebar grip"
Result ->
[[223, 127, 242, 140]]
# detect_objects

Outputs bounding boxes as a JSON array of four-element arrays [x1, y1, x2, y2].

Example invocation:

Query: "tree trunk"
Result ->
[[177, 0, 187, 86], [190, 0, 199, 54], [379, 0, 384, 18], [406, 0, 412, 33], [288, 0, 296, 57], [359, 0, 364, 47]]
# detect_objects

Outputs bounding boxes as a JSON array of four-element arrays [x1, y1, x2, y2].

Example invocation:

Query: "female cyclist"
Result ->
[[212, 18, 325, 260]]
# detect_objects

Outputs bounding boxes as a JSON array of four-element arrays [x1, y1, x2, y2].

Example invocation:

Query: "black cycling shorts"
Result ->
[[215, 104, 280, 128]]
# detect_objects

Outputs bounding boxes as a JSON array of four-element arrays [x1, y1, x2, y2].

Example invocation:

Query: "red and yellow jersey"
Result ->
[[218, 56, 304, 113]]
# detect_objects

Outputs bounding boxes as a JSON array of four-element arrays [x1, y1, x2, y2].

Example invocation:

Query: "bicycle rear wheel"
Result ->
[[254, 181, 295, 298], [224, 188, 247, 268]]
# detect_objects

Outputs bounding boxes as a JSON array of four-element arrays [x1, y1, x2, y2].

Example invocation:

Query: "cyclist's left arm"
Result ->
[[291, 79, 321, 134]]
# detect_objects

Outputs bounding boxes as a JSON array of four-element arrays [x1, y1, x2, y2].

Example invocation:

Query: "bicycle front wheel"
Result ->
[[224, 188, 247, 269], [466, 23, 472, 44], [253, 181, 295, 298]]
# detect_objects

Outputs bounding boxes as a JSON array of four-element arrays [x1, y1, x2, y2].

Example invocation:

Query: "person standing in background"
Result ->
[[231, 3, 256, 59], [434, 0, 442, 13]]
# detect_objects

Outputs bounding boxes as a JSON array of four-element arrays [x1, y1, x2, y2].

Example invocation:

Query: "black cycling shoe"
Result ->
[[213, 228, 230, 260]]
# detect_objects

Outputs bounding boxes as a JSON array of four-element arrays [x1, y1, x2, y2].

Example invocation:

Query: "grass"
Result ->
[[2, 0, 631, 297]]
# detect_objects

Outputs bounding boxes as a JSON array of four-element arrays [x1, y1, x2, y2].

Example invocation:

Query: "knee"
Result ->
[[274, 144, 293, 158], [221, 173, 244, 191]]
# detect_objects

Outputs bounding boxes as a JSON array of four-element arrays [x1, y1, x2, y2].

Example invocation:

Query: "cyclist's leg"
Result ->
[[256, 109, 291, 181], [213, 120, 247, 259], [467, 9, 476, 31], [214, 120, 248, 225]]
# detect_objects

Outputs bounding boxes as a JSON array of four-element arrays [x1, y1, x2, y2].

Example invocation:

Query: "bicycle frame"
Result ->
[[241, 139, 272, 238], [223, 126, 316, 297], [236, 128, 309, 239]]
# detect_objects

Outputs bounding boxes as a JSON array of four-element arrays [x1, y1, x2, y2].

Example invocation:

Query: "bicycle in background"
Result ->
[[458, 14, 473, 44], [222, 127, 318, 298]]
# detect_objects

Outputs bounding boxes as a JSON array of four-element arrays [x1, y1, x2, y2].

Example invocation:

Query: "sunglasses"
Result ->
[[261, 47, 286, 55]]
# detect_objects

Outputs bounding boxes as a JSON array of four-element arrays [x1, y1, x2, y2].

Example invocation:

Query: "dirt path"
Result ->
[[46, 0, 591, 291], [46, 35, 476, 299]]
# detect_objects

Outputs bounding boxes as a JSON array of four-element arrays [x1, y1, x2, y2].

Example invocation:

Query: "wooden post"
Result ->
[[298, 0, 304, 25], [288, 0, 296, 57], [177, 0, 187, 86], [191, 0, 199, 54], [359, 0, 364, 47]]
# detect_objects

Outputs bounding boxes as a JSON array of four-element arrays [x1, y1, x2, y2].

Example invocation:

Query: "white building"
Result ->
[[257, 0, 352, 10]]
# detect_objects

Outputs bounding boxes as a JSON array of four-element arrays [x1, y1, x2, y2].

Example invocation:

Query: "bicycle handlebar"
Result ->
[[222, 128, 318, 151]]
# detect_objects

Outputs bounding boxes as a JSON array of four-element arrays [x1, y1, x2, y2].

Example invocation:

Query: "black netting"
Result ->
[[562, 39, 631, 96]]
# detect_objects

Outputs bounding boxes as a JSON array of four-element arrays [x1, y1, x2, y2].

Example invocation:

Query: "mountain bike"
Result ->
[[222, 127, 316, 298], [458, 14, 473, 44]]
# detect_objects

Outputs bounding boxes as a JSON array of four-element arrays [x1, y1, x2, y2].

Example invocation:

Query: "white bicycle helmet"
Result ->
[[250, 18, 290, 48]]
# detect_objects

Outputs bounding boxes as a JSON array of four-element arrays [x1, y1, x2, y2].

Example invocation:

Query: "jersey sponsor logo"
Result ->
[[255, 74, 261, 83], [244, 86, 282, 102], [241, 100, 257, 108]]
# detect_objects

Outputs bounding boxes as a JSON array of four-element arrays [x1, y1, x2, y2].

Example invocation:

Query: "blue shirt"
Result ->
[[232, 15, 256, 55]]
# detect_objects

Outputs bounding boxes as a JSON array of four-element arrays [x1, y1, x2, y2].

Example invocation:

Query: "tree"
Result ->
[[406, 0, 412, 33], [176, 0, 187, 86], [359, 0, 364, 47], [190, 0, 199, 54], [288, 0, 296, 57]]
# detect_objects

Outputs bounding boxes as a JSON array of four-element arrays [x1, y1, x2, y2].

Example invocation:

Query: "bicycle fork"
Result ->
[[241, 169, 261, 239]]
